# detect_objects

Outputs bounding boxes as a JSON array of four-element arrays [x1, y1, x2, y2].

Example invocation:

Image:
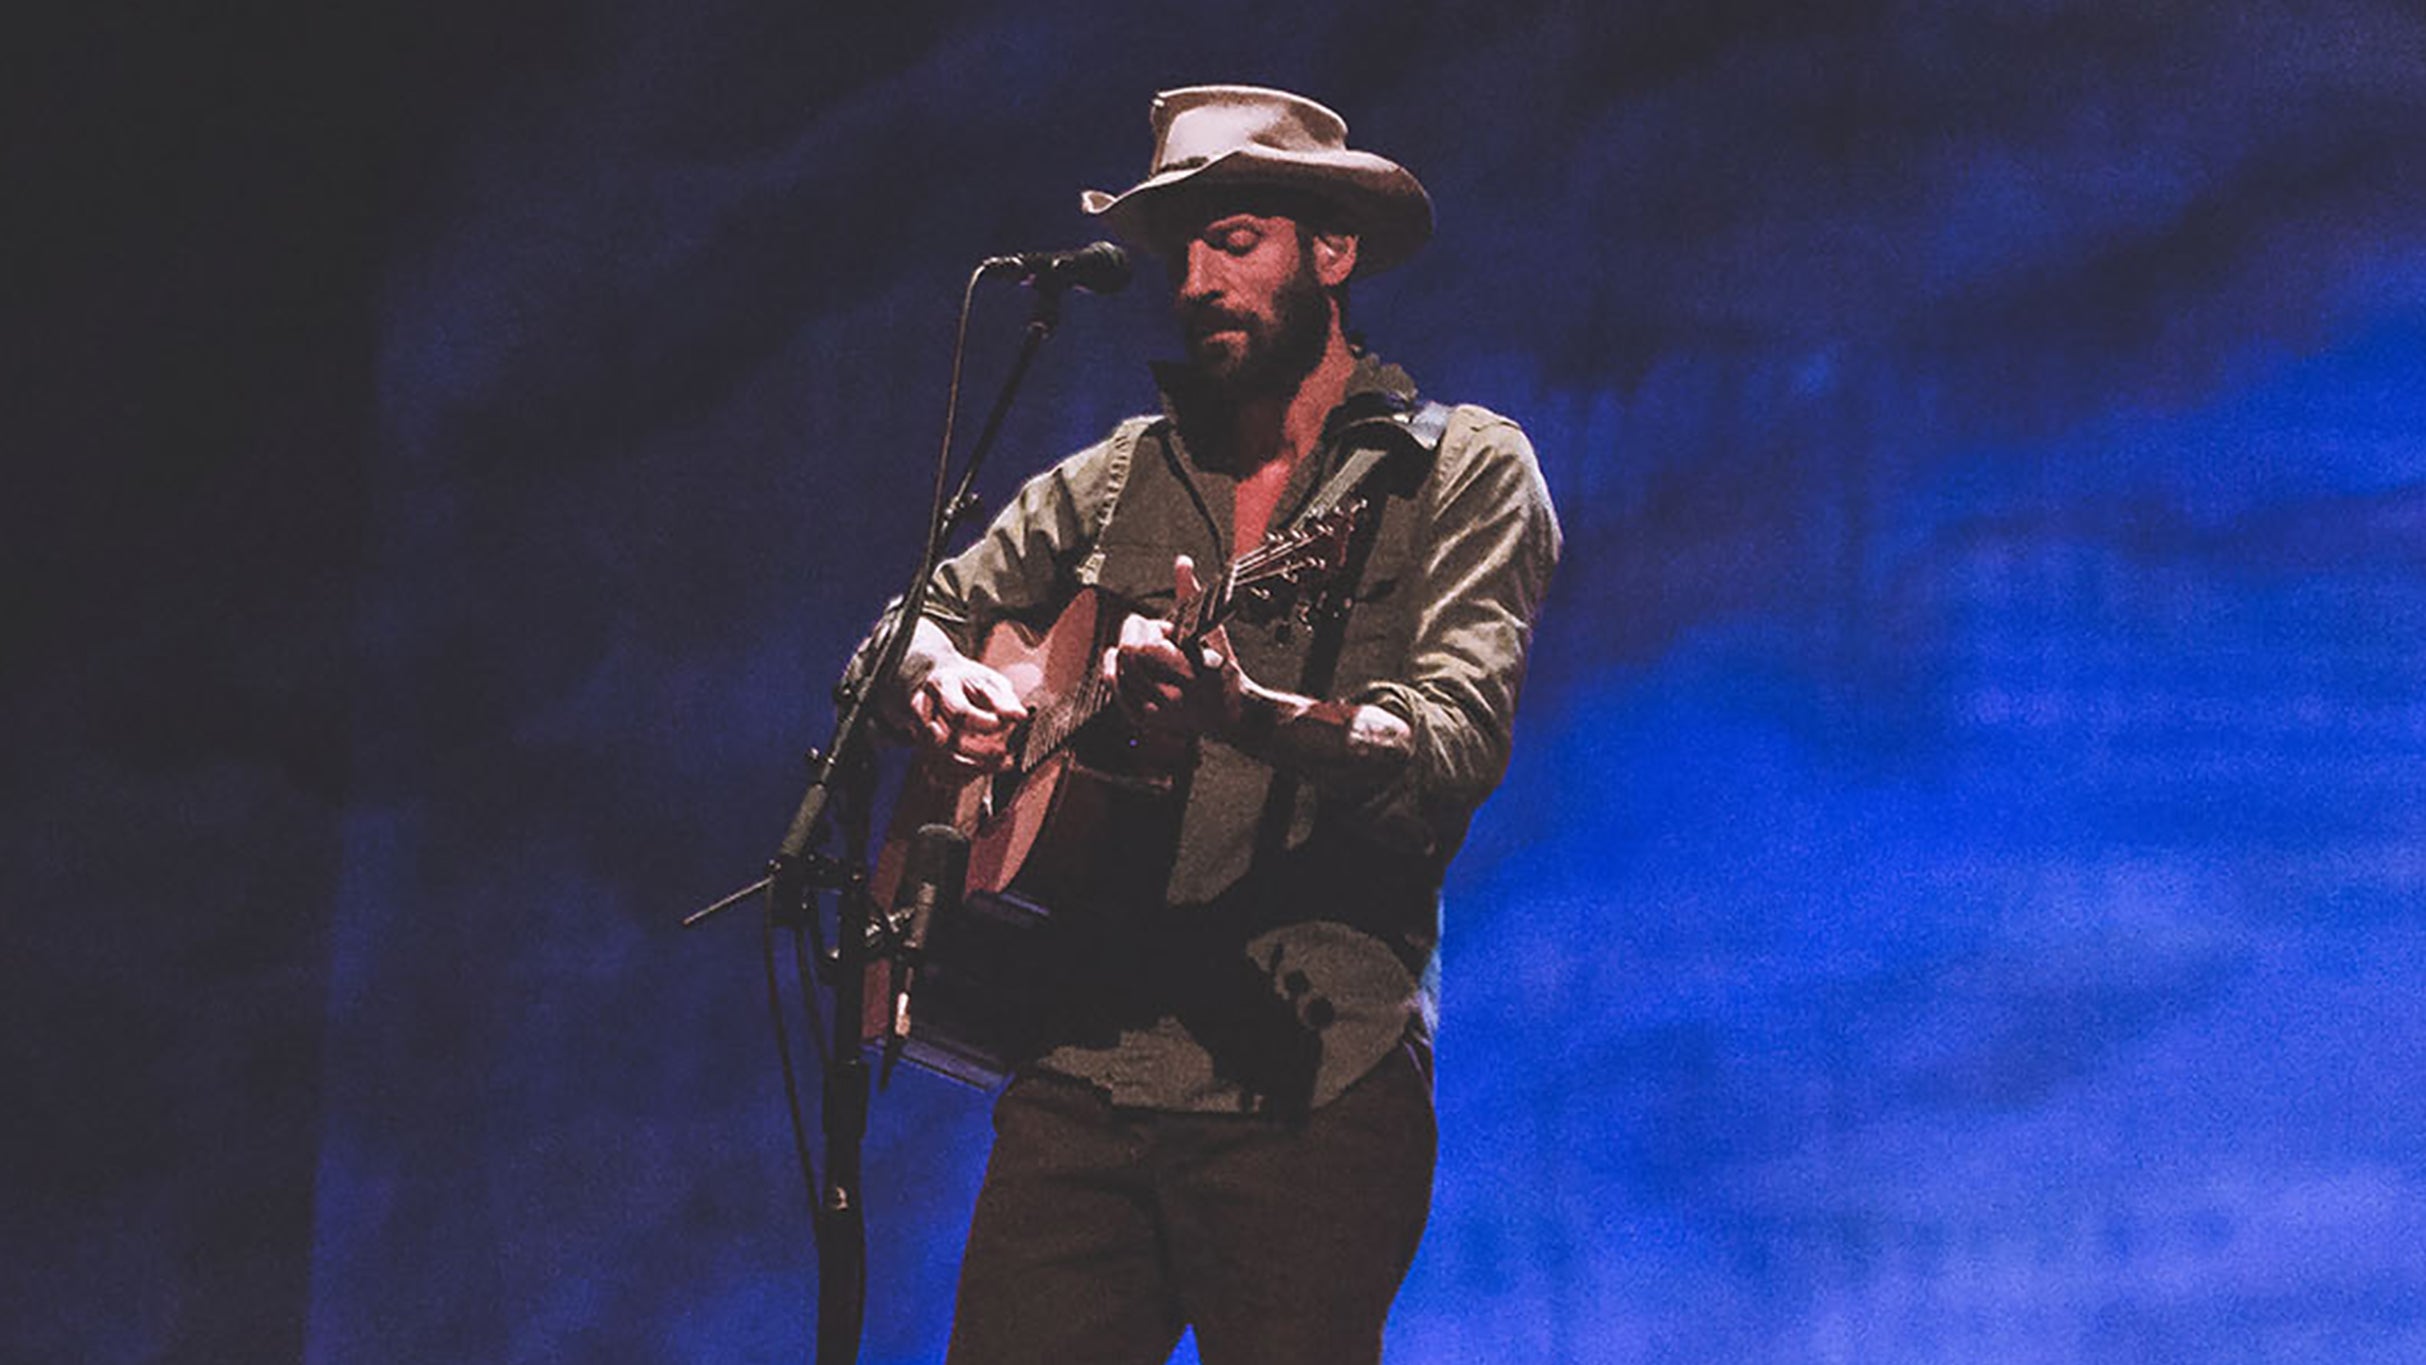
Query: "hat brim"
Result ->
[[1082, 147, 1433, 279]]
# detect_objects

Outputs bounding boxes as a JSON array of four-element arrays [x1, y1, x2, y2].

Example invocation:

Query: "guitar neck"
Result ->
[[1168, 572, 1231, 646]]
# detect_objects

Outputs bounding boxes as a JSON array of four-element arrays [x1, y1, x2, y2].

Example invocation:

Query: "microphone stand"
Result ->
[[685, 279, 1074, 1365]]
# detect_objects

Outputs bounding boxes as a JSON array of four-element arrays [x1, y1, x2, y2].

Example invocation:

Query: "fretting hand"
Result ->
[[1106, 555, 1251, 740]]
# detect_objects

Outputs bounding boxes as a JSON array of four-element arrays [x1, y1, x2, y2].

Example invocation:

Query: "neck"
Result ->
[[1228, 330, 1357, 472]]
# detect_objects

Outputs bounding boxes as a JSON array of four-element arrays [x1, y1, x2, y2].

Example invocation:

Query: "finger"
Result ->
[[1141, 678, 1197, 732], [1116, 634, 1186, 695], [1173, 554, 1201, 608], [1113, 645, 1173, 720], [1120, 612, 1167, 651], [911, 682, 954, 746], [945, 716, 1011, 766], [1196, 615, 1238, 675], [970, 671, 1028, 721], [955, 682, 1016, 733], [1125, 614, 1190, 669]]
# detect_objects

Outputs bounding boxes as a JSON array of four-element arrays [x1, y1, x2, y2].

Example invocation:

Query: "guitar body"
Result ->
[[864, 590, 1187, 1080]]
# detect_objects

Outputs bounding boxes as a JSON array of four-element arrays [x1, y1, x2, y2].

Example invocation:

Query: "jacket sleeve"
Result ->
[[1341, 407, 1562, 856], [837, 430, 1127, 716]]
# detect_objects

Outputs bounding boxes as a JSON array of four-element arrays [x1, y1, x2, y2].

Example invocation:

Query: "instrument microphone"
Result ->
[[980, 240, 1133, 295], [882, 823, 970, 1070]]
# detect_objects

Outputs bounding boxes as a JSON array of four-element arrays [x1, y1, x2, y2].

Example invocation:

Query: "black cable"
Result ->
[[793, 920, 832, 1066], [761, 907, 821, 1220]]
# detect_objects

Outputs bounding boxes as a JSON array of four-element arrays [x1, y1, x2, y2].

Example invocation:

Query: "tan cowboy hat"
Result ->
[[1081, 85, 1434, 279]]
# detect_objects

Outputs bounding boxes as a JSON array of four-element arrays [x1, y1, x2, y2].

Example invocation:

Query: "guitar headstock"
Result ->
[[1222, 499, 1368, 627]]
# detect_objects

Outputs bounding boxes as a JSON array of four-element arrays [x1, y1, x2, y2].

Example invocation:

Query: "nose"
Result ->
[[1175, 237, 1222, 306]]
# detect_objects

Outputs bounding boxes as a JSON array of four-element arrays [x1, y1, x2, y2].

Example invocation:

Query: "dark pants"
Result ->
[[946, 1042, 1436, 1365]]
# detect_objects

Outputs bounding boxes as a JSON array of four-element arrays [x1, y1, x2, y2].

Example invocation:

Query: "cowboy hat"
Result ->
[[1081, 85, 1434, 278]]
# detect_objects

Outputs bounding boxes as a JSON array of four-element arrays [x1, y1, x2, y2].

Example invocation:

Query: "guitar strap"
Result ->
[[1291, 397, 1453, 535], [1253, 398, 1455, 860]]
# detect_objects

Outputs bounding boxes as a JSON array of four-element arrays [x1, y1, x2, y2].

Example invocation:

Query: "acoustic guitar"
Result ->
[[864, 503, 1365, 1083]]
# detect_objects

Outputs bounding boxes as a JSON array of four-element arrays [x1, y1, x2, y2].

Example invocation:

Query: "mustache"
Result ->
[[1179, 302, 1258, 338]]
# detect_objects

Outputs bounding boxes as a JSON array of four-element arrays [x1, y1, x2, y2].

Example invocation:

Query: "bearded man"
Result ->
[[861, 85, 1561, 1364]]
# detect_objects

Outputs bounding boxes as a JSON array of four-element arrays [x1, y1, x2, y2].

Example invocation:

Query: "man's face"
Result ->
[[1170, 210, 1332, 401]]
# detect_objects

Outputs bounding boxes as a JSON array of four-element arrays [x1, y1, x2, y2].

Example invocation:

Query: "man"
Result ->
[[863, 85, 1559, 1363]]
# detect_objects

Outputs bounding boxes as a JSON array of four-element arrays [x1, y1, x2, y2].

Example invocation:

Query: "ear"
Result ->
[[1309, 231, 1359, 287]]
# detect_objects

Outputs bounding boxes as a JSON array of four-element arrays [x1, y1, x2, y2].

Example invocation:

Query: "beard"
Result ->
[[1179, 254, 1332, 402]]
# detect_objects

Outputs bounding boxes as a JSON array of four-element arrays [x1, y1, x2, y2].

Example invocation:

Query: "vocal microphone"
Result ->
[[980, 240, 1133, 295]]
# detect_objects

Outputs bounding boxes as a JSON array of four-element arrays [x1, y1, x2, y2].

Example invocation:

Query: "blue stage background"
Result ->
[[9, 3, 2426, 1362]]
